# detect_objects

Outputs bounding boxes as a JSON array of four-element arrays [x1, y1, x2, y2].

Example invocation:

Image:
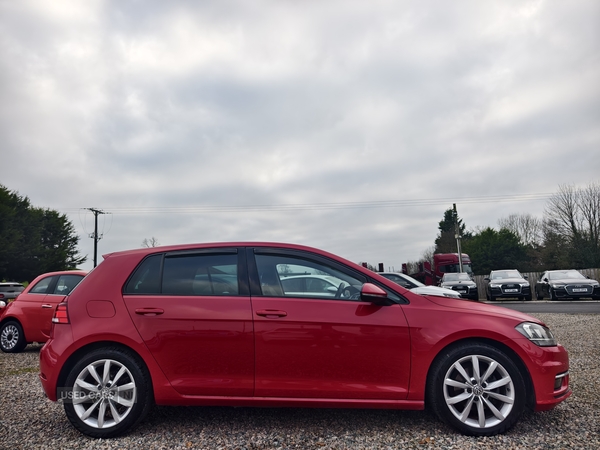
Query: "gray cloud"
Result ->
[[1, 0, 599, 270]]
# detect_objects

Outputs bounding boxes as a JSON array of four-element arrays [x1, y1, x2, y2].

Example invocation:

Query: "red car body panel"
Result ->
[[252, 296, 410, 399], [39, 242, 570, 414], [0, 270, 87, 344]]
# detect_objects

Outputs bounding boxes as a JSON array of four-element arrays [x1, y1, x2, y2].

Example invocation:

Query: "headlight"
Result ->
[[490, 283, 502, 288], [551, 283, 566, 289], [520, 282, 529, 287], [516, 322, 557, 347]]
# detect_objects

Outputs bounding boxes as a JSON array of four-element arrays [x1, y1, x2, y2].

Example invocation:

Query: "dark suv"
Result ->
[[484, 270, 531, 301], [439, 272, 479, 300], [535, 270, 600, 300]]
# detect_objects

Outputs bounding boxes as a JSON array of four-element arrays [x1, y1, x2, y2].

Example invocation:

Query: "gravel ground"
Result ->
[[0, 313, 598, 449]]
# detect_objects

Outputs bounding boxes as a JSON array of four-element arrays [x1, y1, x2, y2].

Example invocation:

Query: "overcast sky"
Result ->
[[1, 0, 599, 271]]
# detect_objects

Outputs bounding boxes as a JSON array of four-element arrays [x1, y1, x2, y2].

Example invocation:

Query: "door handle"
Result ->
[[256, 309, 287, 318], [41, 304, 53, 309], [135, 308, 164, 316]]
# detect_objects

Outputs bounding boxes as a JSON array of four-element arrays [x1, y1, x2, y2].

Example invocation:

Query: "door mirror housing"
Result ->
[[360, 283, 394, 305]]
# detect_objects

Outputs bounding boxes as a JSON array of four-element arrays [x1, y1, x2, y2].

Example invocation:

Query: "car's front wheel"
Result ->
[[549, 288, 558, 301], [428, 342, 526, 436], [0, 320, 27, 353], [63, 347, 153, 438]]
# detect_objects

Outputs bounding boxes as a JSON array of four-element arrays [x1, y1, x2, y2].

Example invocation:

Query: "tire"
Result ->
[[549, 288, 558, 301], [524, 294, 532, 301], [535, 289, 543, 300], [427, 342, 526, 436], [63, 347, 153, 438], [0, 320, 27, 353]]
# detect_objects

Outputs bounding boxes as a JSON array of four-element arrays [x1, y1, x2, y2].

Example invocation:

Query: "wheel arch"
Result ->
[[56, 340, 154, 399], [424, 337, 535, 412]]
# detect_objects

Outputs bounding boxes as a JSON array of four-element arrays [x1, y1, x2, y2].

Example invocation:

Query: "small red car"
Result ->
[[0, 270, 87, 353], [38, 243, 570, 438]]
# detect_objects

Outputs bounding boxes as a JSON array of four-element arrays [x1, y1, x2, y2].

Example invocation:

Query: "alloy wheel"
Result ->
[[72, 359, 137, 429], [442, 354, 515, 429]]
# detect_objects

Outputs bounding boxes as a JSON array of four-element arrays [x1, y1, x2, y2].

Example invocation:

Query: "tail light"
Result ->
[[52, 302, 70, 324]]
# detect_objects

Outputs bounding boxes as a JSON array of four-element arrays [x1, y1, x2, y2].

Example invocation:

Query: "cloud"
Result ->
[[1, 0, 599, 270]]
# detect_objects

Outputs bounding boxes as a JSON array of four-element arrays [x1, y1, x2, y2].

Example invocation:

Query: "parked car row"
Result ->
[[480, 268, 600, 302]]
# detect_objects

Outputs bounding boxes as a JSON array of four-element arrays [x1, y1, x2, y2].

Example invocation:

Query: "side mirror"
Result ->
[[524, 275, 528, 279], [360, 283, 393, 305], [543, 277, 549, 282], [484, 277, 490, 282]]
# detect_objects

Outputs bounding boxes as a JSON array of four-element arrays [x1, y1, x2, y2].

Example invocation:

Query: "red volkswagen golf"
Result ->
[[39, 243, 570, 438]]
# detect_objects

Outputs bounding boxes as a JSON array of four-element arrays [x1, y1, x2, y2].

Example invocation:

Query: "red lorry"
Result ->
[[402, 253, 472, 285]]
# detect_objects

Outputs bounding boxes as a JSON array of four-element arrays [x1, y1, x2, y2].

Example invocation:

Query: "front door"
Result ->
[[250, 249, 411, 400]]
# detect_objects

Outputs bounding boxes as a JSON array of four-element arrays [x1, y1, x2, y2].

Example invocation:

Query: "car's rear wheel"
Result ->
[[0, 320, 27, 353], [428, 342, 526, 436], [63, 347, 153, 438]]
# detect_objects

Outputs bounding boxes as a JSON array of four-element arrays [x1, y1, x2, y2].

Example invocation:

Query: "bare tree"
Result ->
[[498, 213, 542, 246], [421, 246, 435, 267], [141, 237, 160, 248], [544, 182, 600, 267]]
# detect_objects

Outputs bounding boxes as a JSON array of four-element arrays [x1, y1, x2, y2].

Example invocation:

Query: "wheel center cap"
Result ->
[[100, 387, 112, 400], [473, 385, 484, 396]]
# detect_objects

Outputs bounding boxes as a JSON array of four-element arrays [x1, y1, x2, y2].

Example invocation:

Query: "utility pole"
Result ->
[[453, 203, 464, 273], [86, 208, 108, 267]]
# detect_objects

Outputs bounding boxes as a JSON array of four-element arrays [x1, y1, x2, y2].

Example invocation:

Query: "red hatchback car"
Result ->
[[0, 270, 87, 353], [39, 243, 570, 438]]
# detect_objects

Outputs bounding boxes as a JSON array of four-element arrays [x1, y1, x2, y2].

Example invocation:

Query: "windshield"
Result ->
[[491, 270, 521, 280], [548, 270, 585, 280], [444, 273, 471, 282]]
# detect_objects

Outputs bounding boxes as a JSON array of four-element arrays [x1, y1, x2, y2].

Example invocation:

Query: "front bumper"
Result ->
[[552, 285, 600, 299], [512, 339, 571, 411], [489, 284, 531, 298]]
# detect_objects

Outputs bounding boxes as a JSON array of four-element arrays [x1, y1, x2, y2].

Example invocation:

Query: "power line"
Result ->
[[62, 193, 553, 215]]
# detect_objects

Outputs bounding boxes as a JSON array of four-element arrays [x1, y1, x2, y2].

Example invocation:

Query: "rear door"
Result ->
[[249, 248, 411, 400], [123, 248, 254, 397]]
